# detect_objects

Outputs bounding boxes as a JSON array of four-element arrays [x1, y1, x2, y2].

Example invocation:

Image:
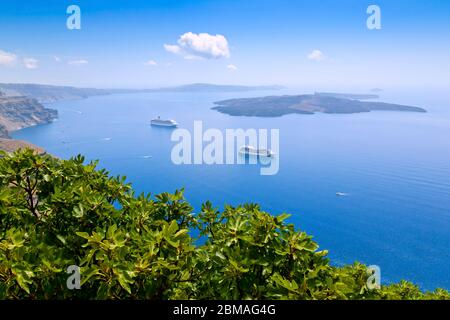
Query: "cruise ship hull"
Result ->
[[239, 146, 274, 157], [150, 120, 178, 127]]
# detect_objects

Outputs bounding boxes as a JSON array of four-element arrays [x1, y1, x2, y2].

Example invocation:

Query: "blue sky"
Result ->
[[0, 0, 449, 88]]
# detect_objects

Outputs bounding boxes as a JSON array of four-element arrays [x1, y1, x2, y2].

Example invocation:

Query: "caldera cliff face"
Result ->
[[0, 96, 58, 138]]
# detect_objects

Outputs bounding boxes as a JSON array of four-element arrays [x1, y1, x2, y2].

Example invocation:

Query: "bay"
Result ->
[[12, 88, 450, 290]]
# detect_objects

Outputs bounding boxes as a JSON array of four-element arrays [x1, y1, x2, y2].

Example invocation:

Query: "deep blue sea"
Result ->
[[12, 88, 450, 290]]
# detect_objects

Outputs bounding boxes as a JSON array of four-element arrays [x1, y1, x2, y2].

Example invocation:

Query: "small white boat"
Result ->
[[336, 192, 349, 196], [151, 116, 178, 127], [239, 145, 274, 157]]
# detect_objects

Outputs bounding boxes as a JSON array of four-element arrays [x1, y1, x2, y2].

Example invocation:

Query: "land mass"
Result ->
[[0, 83, 284, 103], [212, 93, 426, 117], [0, 95, 57, 153], [0, 83, 111, 103], [0, 138, 45, 154], [145, 83, 285, 93], [0, 96, 57, 137]]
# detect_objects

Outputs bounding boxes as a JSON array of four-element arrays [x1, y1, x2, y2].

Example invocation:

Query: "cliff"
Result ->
[[0, 96, 57, 152], [0, 96, 57, 133]]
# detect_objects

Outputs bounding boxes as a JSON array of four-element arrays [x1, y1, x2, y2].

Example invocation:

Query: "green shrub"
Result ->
[[0, 149, 448, 300]]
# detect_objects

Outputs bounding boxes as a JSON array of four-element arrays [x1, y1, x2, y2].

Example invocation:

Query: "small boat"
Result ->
[[239, 145, 274, 157], [151, 116, 178, 127], [336, 192, 348, 196]]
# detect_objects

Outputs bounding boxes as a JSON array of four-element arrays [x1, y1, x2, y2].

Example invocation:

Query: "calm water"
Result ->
[[12, 88, 450, 290]]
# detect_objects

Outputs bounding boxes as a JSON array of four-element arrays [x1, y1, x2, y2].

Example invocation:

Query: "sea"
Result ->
[[12, 87, 450, 290]]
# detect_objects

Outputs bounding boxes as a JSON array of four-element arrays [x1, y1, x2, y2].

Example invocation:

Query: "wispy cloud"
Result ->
[[144, 59, 158, 66], [227, 64, 238, 71], [164, 44, 181, 55], [164, 32, 230, 60], [0, 50, 17, 66], [307, 49, 326, 61], [23, 57, 38, 69], [68, 59, 88, 66]]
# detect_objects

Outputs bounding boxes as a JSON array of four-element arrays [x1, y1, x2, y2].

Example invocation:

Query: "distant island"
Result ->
[[212, 92, 426, 117]]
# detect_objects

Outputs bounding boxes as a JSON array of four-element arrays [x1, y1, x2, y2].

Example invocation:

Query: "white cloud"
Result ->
[[23, 58, 38, 69], [68, 59, 88, 66], [227, 64, 238, 71], [54, 56, 61, 62], [0, 50, 17, 66], [164, 32, 230, 60], [307, 49, 326, 61], [144, 59, 158, 66], [164, 44, 181, 55]]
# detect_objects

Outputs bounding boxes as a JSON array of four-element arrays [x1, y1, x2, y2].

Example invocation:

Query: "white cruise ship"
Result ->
[[239, 145, 274, 157], [150, 116, 178, 127]]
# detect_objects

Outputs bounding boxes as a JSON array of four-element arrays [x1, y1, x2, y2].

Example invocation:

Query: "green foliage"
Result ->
[[0, 149, 448, 300]]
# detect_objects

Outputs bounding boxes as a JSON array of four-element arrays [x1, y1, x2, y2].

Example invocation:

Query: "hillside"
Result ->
[[0, 138, 45, 154], [0, 96, 57, 152], [0, 83, 284, 104], [0, 83, 110, 103], [0, 96, 57, 137]]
